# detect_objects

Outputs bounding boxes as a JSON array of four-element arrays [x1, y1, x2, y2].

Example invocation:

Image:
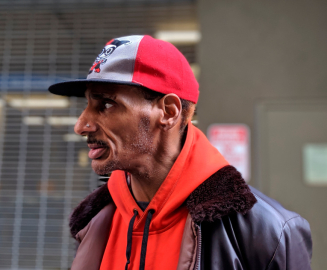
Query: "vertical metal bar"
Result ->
[[0, 12, 12, 96], [35, 11, 58, 270], [60, 14, 81, 268], [35, 108, 52, 270], [0, 9, 12, 189], [89, 170, 98, 192], [60, 97, 78, 269], [0, 14, 10, 263], [11, 12, 36, 269], [0, 13, 14, 268]]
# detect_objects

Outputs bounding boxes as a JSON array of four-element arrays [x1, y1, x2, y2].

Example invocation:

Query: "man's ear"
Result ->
[[157, 94, 182, 130]]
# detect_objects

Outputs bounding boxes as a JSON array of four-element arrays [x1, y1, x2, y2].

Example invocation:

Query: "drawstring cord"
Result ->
[[125, 209, 155, 270], [125, 209, 138, 270], [139, 209, 154, 270]]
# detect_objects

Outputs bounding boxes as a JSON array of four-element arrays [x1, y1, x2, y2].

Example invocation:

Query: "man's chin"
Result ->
[[91, 159, 119, 175]]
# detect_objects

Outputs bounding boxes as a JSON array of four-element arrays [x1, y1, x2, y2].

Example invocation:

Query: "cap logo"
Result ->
[[88, 39, 131, 74]]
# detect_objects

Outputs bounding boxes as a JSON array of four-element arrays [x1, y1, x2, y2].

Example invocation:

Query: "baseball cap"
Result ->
[[48, 35, 199, 103]]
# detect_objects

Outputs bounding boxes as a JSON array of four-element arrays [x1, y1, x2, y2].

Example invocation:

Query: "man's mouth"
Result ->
[[87, 138, 109, 160], [88, 144, 108, 159]]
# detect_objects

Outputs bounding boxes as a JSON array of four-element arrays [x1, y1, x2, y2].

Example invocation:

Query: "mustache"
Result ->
[[87, 136, 108, 147]]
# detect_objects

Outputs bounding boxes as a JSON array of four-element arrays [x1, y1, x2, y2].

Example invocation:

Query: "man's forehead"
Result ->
[[86, 85, 113, 98], [85, 83, 145, 101]]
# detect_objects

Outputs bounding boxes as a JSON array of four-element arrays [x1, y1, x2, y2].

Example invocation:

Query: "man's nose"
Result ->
[[74, 111, 97, 136]]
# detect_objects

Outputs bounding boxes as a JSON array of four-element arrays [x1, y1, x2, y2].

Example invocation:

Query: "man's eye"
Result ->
[[105, 103, 113, 109]]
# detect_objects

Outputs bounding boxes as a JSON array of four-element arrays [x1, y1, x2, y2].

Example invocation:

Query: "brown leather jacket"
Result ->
[[69, 166, 312, 270]]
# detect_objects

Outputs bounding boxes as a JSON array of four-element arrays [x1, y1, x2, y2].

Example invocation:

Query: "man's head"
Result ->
[[48, 35, 199, 174], [74, 83, 195, 175]]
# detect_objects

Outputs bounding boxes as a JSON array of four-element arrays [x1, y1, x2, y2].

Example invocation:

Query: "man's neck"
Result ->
[[129, 132, 183, 202]]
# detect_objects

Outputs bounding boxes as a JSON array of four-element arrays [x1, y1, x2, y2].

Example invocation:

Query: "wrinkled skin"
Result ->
[[74, 84, 157, 175]]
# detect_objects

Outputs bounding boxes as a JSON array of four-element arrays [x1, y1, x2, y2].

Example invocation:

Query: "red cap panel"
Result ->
[[132, 35, 199, 103]]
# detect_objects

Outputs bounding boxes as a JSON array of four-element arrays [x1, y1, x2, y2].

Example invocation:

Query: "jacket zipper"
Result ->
[[194, 223, 202, 270]]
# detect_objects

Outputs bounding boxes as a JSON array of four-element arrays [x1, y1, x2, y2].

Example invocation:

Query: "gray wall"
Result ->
[[198, 0, 327, 182]]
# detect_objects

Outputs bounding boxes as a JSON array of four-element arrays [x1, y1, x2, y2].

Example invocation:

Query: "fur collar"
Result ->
[[69, 165, 257, 238]]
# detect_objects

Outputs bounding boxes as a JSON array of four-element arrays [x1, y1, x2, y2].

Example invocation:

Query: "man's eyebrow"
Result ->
[[89, 92, 116, 100]]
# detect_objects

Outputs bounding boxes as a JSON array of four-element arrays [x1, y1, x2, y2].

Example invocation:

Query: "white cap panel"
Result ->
[[87, 35, 144, 83]]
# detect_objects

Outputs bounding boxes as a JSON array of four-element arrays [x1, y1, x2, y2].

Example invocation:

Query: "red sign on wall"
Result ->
[[207, 124, 250, 182]]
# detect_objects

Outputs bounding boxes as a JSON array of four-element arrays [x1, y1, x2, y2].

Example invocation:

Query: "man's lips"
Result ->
[[88, 144, 108, 159]]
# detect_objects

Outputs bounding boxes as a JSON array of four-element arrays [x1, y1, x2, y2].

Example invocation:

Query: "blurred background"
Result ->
[[0, 0, 326, 269]]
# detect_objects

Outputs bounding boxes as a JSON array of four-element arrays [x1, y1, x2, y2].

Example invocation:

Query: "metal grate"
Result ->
[[0, 1, 197, 269], [0, 96, 97, 269], [0, 2, 197, 93]]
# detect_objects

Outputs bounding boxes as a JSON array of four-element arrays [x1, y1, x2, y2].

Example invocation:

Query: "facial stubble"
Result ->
[[91, 115, 155, 175]]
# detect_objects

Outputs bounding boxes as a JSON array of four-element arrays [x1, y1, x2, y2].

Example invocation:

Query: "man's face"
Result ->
[[74, 84, 156, 175]]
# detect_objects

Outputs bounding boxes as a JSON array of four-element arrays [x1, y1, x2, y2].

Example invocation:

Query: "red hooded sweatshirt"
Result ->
[[100, 123, 229, 270]]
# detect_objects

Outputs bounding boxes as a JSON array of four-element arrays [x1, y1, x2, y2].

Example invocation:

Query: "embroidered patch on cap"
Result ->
[[89, 39, 131, 74]]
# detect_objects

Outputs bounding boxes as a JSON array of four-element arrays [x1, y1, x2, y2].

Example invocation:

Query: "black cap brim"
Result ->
[[48, 79, 141, 97]]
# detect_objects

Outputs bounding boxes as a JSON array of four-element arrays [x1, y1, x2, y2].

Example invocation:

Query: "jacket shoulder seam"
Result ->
[[253, 192, 300, 220], [265, 215, 301, 270]]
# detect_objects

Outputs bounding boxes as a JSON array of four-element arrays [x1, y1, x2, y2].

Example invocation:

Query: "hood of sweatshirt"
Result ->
[[108, 122, 229, 232]]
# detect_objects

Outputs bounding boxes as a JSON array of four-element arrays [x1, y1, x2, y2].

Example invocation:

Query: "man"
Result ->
[[49, 35, 312, 270]]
